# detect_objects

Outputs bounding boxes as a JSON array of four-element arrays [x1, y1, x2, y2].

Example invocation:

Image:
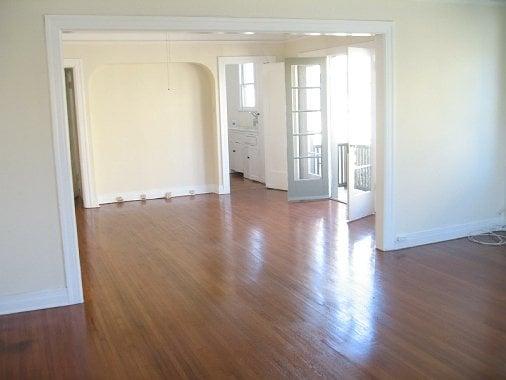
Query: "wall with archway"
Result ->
[[63, 40, 285, 202], [88, 62, 217, 201]]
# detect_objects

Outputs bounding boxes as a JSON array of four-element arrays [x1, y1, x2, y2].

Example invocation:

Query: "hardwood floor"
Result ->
[[230, 172, 266, 192], [1, 178, 505, 379]]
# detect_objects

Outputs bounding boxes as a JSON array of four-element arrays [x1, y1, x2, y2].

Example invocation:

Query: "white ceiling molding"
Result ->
[[61, 31, 306, 42], [412, 0, 505, 5]]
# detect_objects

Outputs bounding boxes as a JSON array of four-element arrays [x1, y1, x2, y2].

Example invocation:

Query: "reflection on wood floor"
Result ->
[[0, 180, 505, 378], [230, 172, 265, 192]]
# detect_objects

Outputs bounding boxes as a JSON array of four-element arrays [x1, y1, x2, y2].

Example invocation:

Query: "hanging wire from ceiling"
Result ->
[[165, 31, 172, 91], [467, 228, 506, 246]]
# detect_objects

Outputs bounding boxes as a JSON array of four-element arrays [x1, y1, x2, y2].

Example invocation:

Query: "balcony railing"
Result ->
[[337, 144, 349, 187], [311, 145, 322, 176], [337, 143, 371, 192]]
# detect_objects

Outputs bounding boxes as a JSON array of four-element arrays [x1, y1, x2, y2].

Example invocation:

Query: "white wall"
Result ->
[[0, 1, 505, 300], [89, 62, 216, 201]]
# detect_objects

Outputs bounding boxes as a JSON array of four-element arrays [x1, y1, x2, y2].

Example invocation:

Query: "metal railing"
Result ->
[[337, 143, 371, 192], [311, 145, 322, 175], [337, 144, 349, 187]]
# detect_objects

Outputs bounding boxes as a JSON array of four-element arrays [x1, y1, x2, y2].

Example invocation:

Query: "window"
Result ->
[[239, 63, 256, 109]]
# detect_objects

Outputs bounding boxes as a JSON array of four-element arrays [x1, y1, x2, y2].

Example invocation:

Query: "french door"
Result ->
[[285, 57, 328, 201]]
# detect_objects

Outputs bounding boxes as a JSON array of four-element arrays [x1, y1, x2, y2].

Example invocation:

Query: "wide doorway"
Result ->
[[284, 42, 378, 222]]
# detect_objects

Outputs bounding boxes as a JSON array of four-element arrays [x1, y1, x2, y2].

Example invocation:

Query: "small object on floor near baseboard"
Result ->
[[189, 190, 196, 196], [165, 192, 172, 200], [140, 194, 147, 201], [468, 228, 506, 246], [116, 196, 124, 203]]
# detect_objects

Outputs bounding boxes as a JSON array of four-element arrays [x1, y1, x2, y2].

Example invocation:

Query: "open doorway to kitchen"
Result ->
[[220, 57, 275, 193]]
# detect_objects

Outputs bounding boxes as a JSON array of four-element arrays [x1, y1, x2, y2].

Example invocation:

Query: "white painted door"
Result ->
[[285, 57, 328, 201], [262, 62, 287, 190], [328, 50, 349, 203], [64, 68, 82, 198], [347, 45, 375, 221]]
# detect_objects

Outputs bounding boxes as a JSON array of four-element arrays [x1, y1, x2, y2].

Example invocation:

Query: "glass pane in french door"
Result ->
[[294, 157, 322, 180], [293, 135, 322, 159], [291, 64, 321, 87], [292, 111, 322, 134], [291, 89, 321, 111]]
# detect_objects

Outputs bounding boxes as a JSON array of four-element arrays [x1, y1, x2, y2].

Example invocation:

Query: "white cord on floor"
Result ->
[[467, 228, 506, 246]]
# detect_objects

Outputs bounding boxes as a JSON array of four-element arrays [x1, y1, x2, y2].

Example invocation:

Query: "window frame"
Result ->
[[238, 63, 256, 111]]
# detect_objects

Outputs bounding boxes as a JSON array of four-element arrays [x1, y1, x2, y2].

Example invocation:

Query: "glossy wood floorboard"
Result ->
[[229, 172, 266, 192], [1, 177, 505, 379]]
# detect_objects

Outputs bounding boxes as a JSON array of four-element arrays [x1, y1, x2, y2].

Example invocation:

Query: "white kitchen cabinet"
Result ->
[[229, 141, 242, 172], [244, 146, 261, 181], [228, 129, 263, 182]]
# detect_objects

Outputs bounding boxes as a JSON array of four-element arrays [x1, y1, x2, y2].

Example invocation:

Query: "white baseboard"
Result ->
[[0, 288, 74, 316], [392, 216, 505, 250], [218, 185, 229, 194], [98, 184, 219, 204]]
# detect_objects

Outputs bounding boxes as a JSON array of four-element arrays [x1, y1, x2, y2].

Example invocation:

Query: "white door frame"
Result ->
[[45, 15, 395, 307], [217, 55, 276, 193], [63, 59, 99, 209]]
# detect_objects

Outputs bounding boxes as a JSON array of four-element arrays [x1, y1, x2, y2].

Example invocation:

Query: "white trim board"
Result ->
[[392, 217, 505, 250], [98, 185, 218, 204], [0, 288, 72, 316], [412, 0, 506, 6], [61, 31, 302, 43], [41, 15, 395, 317]]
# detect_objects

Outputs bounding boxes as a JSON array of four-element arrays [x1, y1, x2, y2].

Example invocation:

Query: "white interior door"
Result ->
[[64, 68, 82, 198], [285, 57, 329, 201], [347, 45, 375, 221], [262, 62, 287, 190]]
